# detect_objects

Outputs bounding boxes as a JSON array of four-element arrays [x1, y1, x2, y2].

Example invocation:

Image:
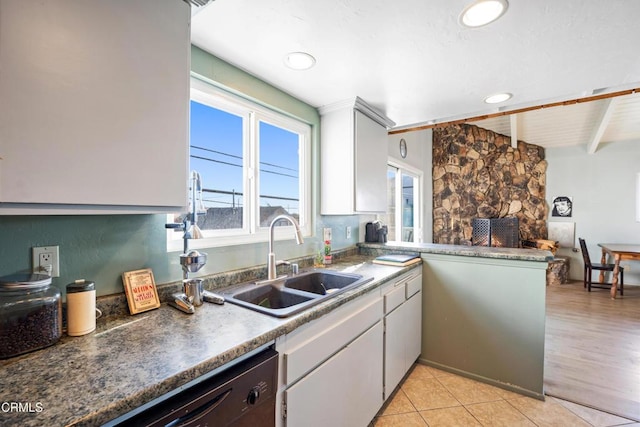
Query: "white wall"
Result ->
[[387, 129, 433, 243], [546, 140, 640, 283]]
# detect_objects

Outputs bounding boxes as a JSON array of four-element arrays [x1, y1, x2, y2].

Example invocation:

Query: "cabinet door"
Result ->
[[282, 296, 382, 385], [382, 272, 423, 400], [319, 105, 354, 215], [284, 322, 383, 427], [0, 0, 189, 212], [384, 305, 406, 398], [354, 110, 388, 212], [405, 291, 422, 368]]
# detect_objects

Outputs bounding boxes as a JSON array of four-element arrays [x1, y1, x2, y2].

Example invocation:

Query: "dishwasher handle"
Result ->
[[165, 387, 233, 427]]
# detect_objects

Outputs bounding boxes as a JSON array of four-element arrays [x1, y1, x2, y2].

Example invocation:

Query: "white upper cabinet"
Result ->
[[0, 0, 190, 214], [320, 97, 395, 215]]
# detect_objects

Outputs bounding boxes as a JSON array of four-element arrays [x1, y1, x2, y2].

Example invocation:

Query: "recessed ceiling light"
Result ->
[[284, 52, 316, 70], [484, 92, 512, 104], [459, 0, 508, 28]]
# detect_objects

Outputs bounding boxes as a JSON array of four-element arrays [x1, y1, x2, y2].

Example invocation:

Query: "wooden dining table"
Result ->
[[598, 243, 640, 298]]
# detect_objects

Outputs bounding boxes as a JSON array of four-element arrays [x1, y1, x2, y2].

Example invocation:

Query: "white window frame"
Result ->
[[387, 160, 423, 243], [167, 77, 312, 252]]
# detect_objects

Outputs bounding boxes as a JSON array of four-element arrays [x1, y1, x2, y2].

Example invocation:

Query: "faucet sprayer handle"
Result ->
[[190, 171, 207, 215], [165, 223, 186, 230]]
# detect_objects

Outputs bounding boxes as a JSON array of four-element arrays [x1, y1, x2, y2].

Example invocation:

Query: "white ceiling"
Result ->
[[471, 91, 640, 150], [191, 0, 640, 150]]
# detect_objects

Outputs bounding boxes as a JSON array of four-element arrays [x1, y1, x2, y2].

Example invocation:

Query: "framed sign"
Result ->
[[122, 268, 161, 314], [551, 195, 572, 217]]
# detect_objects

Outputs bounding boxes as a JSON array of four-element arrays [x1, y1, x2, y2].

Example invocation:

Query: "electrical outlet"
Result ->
[[346, 226, 352, 239], [32, 246, 60, 277], [323, 228, 332, 241]]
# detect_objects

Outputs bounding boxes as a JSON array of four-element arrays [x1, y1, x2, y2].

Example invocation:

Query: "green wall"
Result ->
[[0, 46, 360, 298], [420, 253, 548, 398]]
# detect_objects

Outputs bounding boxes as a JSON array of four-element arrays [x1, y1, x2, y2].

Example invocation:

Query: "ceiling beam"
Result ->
[[586, 97, 618, 154], [510, 114, 518, 148], [389, 87, 638, 135]]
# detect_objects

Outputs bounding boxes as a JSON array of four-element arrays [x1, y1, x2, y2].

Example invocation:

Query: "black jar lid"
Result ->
[[67, 279, 95, 293], [0, 273, 52, 290]]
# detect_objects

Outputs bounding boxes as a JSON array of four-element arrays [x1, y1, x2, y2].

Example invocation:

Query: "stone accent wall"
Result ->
[[433, 123, 548, 245]]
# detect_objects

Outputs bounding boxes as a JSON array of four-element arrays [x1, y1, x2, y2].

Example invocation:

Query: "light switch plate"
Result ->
[[323, 228, 332, 241]]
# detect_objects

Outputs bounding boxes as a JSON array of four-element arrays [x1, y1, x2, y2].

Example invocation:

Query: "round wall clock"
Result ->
[[399, 138, 407, 158]]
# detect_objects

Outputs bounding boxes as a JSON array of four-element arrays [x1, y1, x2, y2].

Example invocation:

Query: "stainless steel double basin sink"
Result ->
[[222, 270, 373, 317]]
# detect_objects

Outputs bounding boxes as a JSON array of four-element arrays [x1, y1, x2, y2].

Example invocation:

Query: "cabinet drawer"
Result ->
[[384, 284, 405, 313], [406, 274, 422, 298], [283, 297, 382, 384]]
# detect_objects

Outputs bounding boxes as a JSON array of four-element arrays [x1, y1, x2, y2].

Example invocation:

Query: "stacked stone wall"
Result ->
[[432, 123, 548, 245]]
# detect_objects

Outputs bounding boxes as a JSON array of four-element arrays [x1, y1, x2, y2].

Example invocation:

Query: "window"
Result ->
[[167, 78, 312, 251], [383, 162, 422, 243]]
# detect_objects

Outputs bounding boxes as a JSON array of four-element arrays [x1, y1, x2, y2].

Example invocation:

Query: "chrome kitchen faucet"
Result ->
[[267, 214, 304, 280]]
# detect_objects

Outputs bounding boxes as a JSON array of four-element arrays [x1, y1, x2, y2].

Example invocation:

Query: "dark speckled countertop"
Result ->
[[359, 242, 554, 262], [0, 255, 418, 427]]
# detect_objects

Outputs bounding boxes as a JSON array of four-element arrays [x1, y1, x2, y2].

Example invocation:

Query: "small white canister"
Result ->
[[66, 279, 101, 336]]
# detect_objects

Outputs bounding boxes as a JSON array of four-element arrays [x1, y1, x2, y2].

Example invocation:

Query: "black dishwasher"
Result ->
[[109, 347, 278, 427]]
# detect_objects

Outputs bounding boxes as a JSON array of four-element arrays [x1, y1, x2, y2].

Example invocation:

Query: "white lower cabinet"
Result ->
[[405, 291, 422, 370], [276, 291, 383, 427], [276, 266, 422, 426], [284, 322, 383, 427], [384, 299, 407, 396], [383, 270, 422, 399]]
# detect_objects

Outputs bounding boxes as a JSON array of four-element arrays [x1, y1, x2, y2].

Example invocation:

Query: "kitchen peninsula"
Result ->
[[0, 244, 551, 426], [361, 242, 553, 400]]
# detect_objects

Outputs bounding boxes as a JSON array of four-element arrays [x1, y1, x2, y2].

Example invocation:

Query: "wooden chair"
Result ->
[[578, 238, 623, 295]]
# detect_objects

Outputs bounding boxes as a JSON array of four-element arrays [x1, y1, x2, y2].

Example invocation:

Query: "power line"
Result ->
[[190, 154, 298, 179], [203, 188, 299, 202], [191, 154, 241, 169], [191, 144, 298, 172], [191, 145, 242, 160]]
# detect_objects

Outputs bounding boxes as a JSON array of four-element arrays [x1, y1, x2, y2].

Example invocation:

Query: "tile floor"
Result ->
[[372, 364, 640, 427]]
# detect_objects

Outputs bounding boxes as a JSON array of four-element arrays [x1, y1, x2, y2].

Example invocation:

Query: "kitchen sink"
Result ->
[[223, 270, 373, 318], [283, 271, 370, 295], [224, 284, 322, 318]]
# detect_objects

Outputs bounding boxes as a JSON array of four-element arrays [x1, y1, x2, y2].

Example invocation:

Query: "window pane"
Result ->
[[401, 173, 415, 242], [385, 166, 397, 241], [258, 121, 300, 227], [190, 100, 244, 230]]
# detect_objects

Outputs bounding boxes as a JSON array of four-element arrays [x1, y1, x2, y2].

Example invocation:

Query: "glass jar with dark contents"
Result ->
[[0, 273, 62, 359]]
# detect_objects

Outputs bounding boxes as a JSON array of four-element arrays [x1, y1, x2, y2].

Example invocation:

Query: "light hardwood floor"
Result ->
[[544, 280, 640, 422]]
